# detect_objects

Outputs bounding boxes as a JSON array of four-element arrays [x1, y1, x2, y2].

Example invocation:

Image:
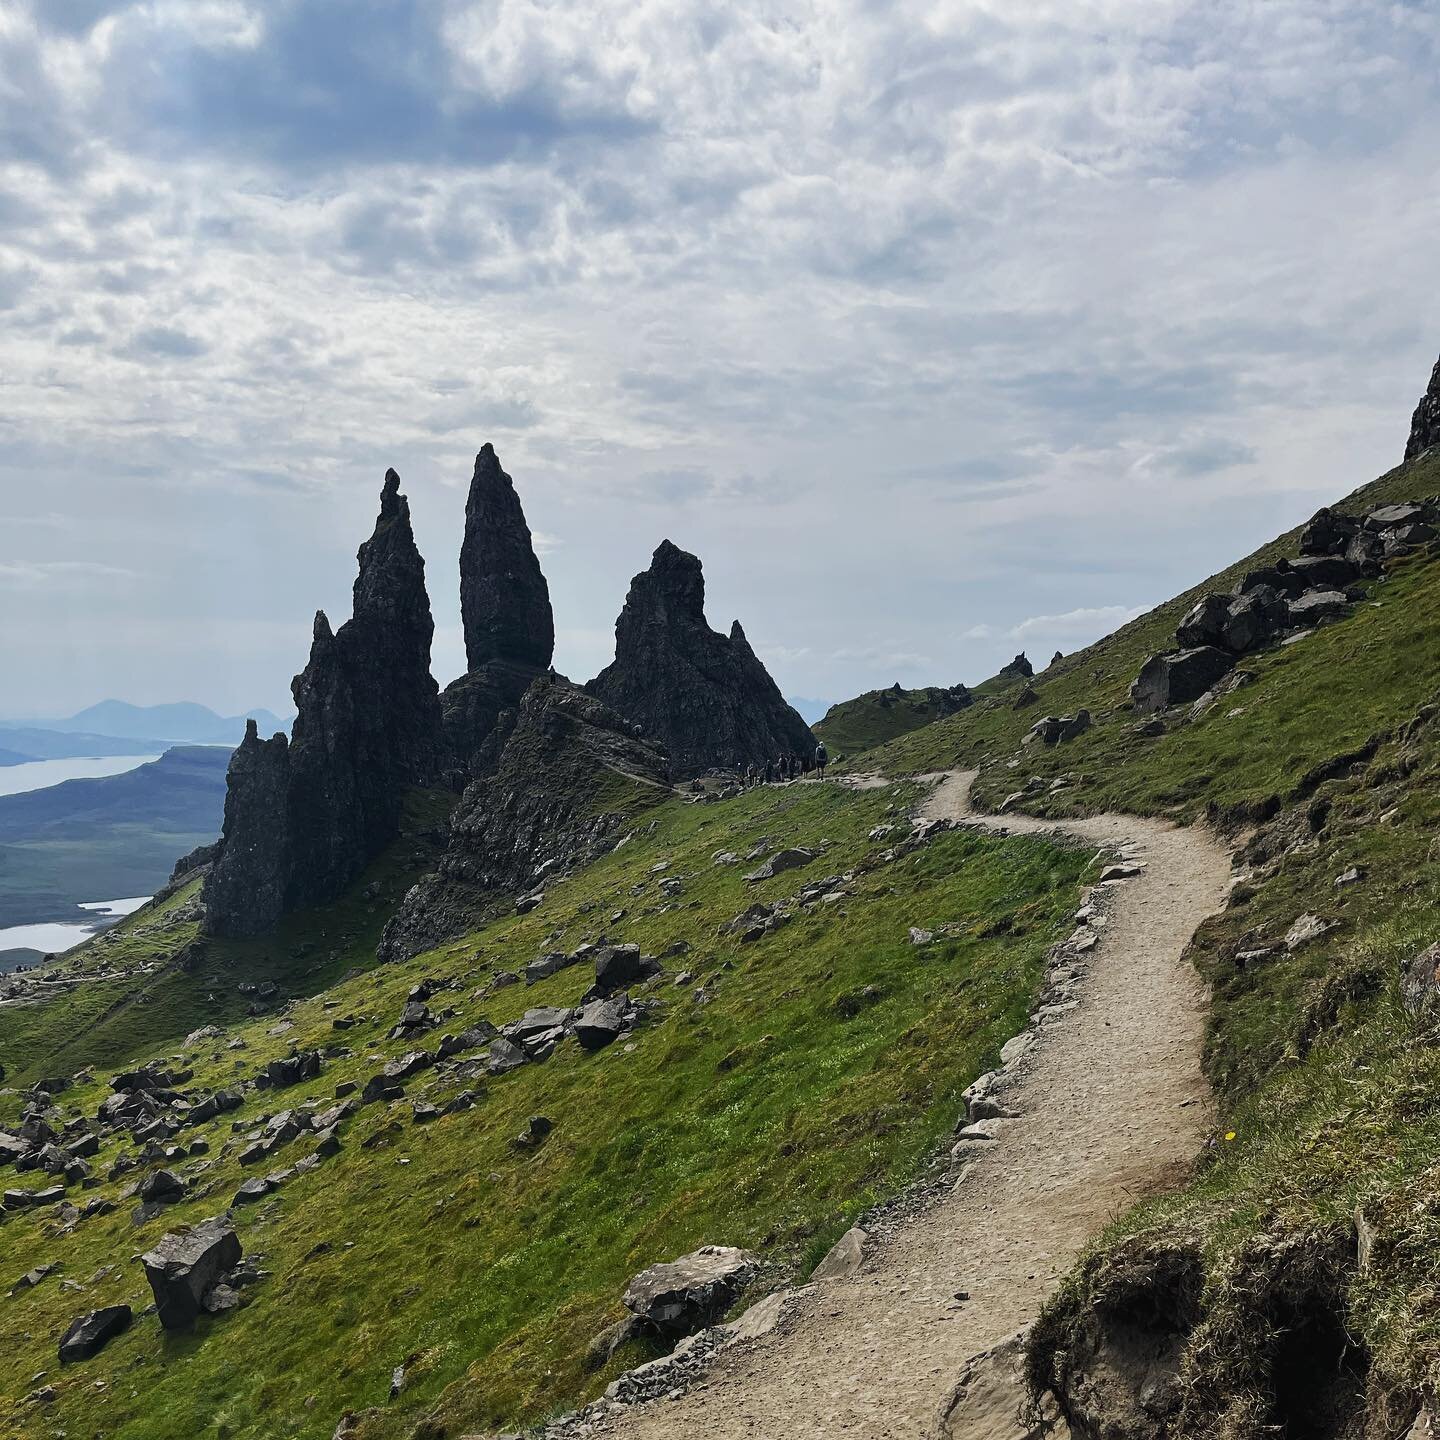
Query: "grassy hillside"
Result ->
[[0, 777, 1093, 1440], [813, 684, 973, 757], [843, 445, 1440, 1430]]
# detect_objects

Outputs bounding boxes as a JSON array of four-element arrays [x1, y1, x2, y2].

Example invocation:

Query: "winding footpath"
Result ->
[[595, 770, 1232, 1440]]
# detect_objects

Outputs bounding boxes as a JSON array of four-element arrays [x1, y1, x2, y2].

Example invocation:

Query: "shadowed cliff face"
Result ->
[[204, 473, 442, 937], [443, 445, 557, 775], [1405, 354, 1440, 461], [378, 672, 669, 962], [459, 444, 555, 671], [587, 540, 815, 776]]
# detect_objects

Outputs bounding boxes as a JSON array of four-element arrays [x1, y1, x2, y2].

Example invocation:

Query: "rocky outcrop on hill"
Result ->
[[204, 472, 443, 937], [587, 540, 813, 775], [1405, 354, 1440, 461], [442, 445, 556, 774], [378, 674, 669, 961], [1131, 495, 1440, 713]]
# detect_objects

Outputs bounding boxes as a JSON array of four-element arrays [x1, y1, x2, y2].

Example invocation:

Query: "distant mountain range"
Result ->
[[0, 700, 290, 755]]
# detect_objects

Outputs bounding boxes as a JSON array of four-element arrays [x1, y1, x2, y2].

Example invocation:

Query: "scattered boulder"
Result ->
[[141, 1217, 243, 1330], [1028, 711, 1092, 747], [622, 1245, 758, 1342], [513, 1114, 553, 1150], [58, 1305, 132, 1364], [265, 1052, 321, 1089], [1401, 942, 1440, 1013], [1287, 590, 1351, 627], [744, 847, 818, 883], [590, 943, 660, 998], [574, 997, 632, 1051], [1130, 648, 1235, 713]]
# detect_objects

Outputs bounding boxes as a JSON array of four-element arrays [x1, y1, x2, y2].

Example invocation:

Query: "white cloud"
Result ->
[[2, 0, 1439, 712]]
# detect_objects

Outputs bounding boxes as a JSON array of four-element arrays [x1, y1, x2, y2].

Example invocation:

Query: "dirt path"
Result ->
[[594, 771, 1232, 1440]]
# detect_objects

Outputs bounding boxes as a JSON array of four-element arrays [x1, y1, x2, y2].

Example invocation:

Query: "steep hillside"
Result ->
[[813, 683, 972, 757], [847, 443, 1440, 1436], [0, 778, 1092, 1439]]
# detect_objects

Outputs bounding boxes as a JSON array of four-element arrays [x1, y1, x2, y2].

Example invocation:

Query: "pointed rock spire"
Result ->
[[587, 541, 814, 776], [460, 443, 554, 670], [1405, 354, 1440, 462], [205, 470, 442, 937]]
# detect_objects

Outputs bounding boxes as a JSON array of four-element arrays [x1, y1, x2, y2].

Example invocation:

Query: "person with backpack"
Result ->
[[815, 741, 828, 777]]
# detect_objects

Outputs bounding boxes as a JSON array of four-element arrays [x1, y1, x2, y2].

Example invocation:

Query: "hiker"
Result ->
[[815, 741, 828, 777], [763, 759, 775, 784]]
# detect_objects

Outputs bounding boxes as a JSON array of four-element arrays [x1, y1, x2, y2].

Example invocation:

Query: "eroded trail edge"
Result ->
[[587, 771, 1232, 1440]]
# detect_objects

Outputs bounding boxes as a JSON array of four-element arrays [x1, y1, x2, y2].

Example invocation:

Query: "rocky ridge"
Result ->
[[378, 675, 670, 961]]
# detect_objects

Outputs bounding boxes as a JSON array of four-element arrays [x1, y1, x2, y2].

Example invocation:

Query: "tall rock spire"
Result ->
[[204, 470, 443, 937], [442, 444, 557, 776], [460, 444, 554, 670], [1405, 354, 1440, 462], [587, 540, 815, 776]]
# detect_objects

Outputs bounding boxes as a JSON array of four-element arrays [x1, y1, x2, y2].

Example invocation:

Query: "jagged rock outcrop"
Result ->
[[442, 445, 556, 774], [204, 472, 443, 937], [202, 723, 292, 936], [999, 653, 1034, 680], [1405, 354, 1440, 461], [378, 674, 669, 961], [586, 541, 813, 775]]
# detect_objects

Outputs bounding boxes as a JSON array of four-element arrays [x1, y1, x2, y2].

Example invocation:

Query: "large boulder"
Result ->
[[574, 997, 632, 1051], [1130, 648, 1235, 713], [59, 1305, 133, 1363], [205, 471, 443, 937], [1287, 590, 1351, 627], [591, 944, 661, 999], [140, 1217, 242, 1330], [622, 1245, 758, 1341], [744, 847, 819, 882], [1175, 594, 1230, 649], [1220, 585, 1288, 653], [1286, 554, 1359, 590], [586, 540, 814, 776], [1299, 507, 1359, 557]]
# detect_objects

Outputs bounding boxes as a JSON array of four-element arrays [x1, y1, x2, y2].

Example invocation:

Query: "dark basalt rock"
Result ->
[[1130, 648, 1236, 713], [378, 675, 670, 962], [442, 445, 556, 774], [461, 444, 555, 671], [141, 1216, 242, 1330], [998, 652, 1034, 680], [59, 1304, 132, 1363], [1405, 354, 1440, 461], [587, 540, 814, 776], [204, 472, 443, 937]]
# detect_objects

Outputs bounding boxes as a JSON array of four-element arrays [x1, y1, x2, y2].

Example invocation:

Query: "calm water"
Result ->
[[0, 754, 160, 797], [0, 896, 150, 970]]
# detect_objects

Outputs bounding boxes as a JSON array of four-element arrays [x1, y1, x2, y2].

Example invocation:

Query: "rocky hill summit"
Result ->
[[204, 472, 442, 937], [378, 674, 669, 961], [588, 540, 814, 776]]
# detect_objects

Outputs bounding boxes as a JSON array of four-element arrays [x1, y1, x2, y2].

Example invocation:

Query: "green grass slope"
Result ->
[[843, 445, 1440, 1428], [813, 684, 973, 757], [0, 779, 1093, 1440]]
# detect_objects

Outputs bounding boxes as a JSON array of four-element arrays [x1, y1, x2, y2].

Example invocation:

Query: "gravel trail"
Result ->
[[593, 771, 1231, 1439]]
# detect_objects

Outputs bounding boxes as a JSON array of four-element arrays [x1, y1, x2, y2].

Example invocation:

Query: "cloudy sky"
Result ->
[[3, 0, 1439, 720]]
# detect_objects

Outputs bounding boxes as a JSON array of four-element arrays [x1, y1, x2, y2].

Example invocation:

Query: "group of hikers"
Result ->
[[744, 741, 828, 787]]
